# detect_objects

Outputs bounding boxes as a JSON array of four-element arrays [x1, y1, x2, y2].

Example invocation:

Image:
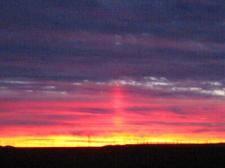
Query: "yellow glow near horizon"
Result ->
[[1, 134, 224, 147]]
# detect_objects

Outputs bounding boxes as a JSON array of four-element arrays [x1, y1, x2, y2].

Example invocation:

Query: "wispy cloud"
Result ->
[[0, 77, 224, 101], [0, 0, 225, 143]]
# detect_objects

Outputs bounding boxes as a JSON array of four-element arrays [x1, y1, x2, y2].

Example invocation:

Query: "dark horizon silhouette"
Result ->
[[1, 144, 225, 168]]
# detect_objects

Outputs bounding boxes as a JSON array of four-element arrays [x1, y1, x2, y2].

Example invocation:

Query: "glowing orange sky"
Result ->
[[0, 83, 225, 147], [1, 0, 225, 147]]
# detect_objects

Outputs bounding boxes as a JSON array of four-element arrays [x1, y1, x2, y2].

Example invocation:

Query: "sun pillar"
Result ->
[[112, 85, 124, 131]]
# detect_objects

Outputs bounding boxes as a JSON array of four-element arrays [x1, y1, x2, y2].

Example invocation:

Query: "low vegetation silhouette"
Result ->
[[0, 144, 225, 168]]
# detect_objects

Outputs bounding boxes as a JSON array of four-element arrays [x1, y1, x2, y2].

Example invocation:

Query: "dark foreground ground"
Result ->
[[0, 144, 225, 168]]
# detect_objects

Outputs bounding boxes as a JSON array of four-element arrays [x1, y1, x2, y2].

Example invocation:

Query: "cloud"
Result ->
[[0, 119, 60, 127], [126, 107, 158, 113], [125, 106, 187, 115], [107, 77, 225, 98], [192, 128, 225, 133], [0, 1, 225, 81], [0, 77, 224, 101], [75, 108, 113, 114], [131, 121, 225, 128]]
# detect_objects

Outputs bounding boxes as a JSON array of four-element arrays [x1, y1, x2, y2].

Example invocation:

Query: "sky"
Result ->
[[0, 0, 225, 147]]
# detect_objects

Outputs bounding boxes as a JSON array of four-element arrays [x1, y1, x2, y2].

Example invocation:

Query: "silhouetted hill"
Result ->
[[0, 144, 225, 168], [0, 145, 15, 149]]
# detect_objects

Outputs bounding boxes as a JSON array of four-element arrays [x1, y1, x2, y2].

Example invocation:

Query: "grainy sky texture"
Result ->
[[0, 0, 225, 146]]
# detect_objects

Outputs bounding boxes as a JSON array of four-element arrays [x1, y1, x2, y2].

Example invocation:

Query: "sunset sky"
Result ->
[[0, 0, 225, 147]]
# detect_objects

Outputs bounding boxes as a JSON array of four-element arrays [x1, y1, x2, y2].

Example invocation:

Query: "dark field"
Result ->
[[0, 144, 225, 168]]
